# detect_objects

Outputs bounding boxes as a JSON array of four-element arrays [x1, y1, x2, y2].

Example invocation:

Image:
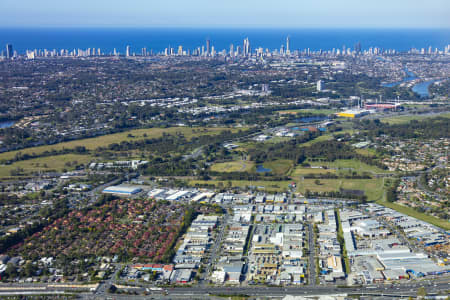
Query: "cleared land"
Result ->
[[299, 129, 357, 147], [190, 177, 385, 200], [0, 154, 92, 178], [0, 127, 241, 161], [277, 109, 337, 115], [300, 134, 334, 146], [262, 159, 294, 175], [291, 166, 337, 176], [380, 112, 450, 125], [377, 200, 450, 230], [210, 160, 255, 173], [295, 178, 385, 202], [189, 180, 291, 193], [306, 159, 391, 174], [264, 137, 294, 144], [355, 148, 378, 156]]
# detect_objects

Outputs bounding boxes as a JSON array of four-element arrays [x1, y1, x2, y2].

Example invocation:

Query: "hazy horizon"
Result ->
[[1, 0, 449, 29]]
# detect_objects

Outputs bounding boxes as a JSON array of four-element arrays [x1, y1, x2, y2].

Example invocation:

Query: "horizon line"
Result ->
[[1, 26, 450, 30]]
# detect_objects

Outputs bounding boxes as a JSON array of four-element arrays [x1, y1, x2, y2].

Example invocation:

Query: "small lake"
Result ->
[[0, 121, 15, 128], [296, 116, 329, 123], [256, 165, 272, 173]]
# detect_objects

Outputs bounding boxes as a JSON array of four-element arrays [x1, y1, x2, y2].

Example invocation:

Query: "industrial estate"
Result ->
[[0, 34, 449, 299]]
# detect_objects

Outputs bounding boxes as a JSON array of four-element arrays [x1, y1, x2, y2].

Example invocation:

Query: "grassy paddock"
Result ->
[[277, 109, 338, 115], [306, 159, 390, 174], [355, 148, 378, 157], [210, 161, 255, 173], [295, 178, 385, 202], [291, 166, 337, 176], [0, 154, 92, 178], [0, 126, 242, 161], [189, 180, 291, 192], [300, 134, 334, 146], [377, 200, 450, 230], [262, 159, 293, 175], [380, 112, 450, 125], [299, 129, 356, 147]]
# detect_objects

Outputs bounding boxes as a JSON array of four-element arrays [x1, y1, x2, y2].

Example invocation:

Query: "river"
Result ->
[[382, 69, 437, 97], [0, 121, 15, 128], [382, 69, 418, 88], [411, 80, 439, 98]]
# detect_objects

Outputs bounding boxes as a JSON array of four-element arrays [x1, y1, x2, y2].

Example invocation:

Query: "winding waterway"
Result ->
[[382, 69, 437, 97], [0, 121, 15, 128]]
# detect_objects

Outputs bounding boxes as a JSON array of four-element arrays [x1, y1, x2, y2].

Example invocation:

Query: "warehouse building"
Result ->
[[336, 109, 370, 118], [102, 185, 142, 195]]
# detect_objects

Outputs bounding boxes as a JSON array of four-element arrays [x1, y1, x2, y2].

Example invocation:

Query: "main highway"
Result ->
[[150, 279, 450, 298], [85, 280, 450, 299], [1, 277, 449, 299]]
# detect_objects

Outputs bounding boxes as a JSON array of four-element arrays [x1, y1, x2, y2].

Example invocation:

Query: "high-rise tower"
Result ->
[[206, 39, 211, 56], [6, 44, 13, 59], [286, 36, 290, 55], [243, 38, 251, 56], [354, 42, 361, 54], [317, 80, 323, 92]]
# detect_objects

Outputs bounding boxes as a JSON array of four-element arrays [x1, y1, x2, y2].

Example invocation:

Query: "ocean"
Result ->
[[0, 28, 449, 54]]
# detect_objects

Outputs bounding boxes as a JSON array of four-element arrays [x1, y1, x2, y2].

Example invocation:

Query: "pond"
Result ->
[[295, 116, 329, 123], [0, 121, 15, 128], [256, 165, 272, 173]]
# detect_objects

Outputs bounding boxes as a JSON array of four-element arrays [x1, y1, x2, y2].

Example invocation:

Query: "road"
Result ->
[[183, 146, 204, 160], [77, 279, 450, 299], [84, 175, 127, 206], [307, 223, 316, 286], [415, 173, 444, 201], [95, 263, 123, 296], [202, 211, 230, 283], [1, 275, 449, 299]]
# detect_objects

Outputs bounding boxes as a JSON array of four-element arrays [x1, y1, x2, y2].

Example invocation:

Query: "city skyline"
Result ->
[[5, 36, 450, 59], [0, 0, 449, 29]]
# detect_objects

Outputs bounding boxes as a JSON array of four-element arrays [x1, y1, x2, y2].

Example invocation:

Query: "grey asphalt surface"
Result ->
[[307, 222, 316, 286], [79, 279, 450, 299]]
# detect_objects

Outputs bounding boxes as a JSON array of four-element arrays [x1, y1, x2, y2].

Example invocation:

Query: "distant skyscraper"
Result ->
[[206, 39, 211, 55], [230, 44, 234, 57], [286, 36, 290, 55], [126, 45, 131, 57], [317, 80, 323, 92], [243, 38, 251, 56], [354, 42, 361, 53], [6, 44, 13, 59]]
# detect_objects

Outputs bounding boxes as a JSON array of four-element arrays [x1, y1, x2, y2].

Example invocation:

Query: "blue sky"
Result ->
[[1, 0, 449, 28]]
